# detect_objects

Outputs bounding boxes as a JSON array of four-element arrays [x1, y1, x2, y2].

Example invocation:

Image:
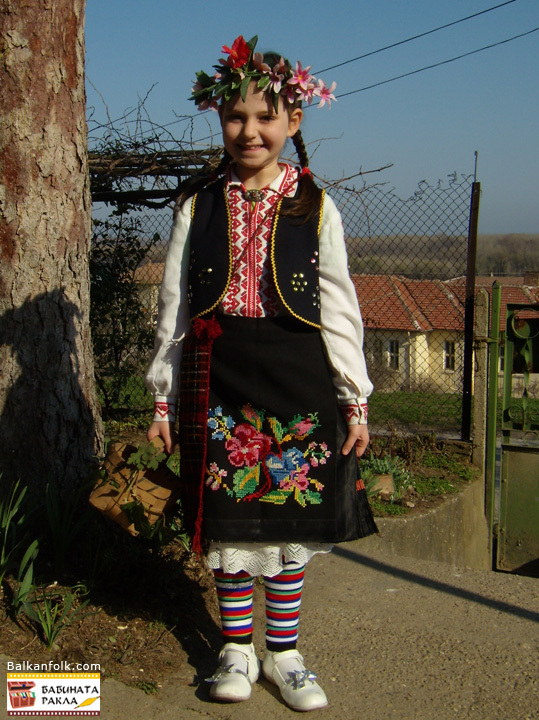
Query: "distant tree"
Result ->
[[0, 0, 102, 492]]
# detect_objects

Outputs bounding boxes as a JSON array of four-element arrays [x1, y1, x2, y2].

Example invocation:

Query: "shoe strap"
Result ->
[[283, 669, 318, 690], [205, 664, 250, 683]]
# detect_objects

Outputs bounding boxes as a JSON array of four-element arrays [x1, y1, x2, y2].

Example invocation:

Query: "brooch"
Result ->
[[244, 189, 266, 203]]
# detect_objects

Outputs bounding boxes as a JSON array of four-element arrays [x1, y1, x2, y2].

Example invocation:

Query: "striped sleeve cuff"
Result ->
[[340, 400, 368, 425], [152, 401, 176, 423]]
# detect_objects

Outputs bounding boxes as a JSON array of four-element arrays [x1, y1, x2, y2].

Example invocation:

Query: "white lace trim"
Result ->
[[206, 542, 332, 577]]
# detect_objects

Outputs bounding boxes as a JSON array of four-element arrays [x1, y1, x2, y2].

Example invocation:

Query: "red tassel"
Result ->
[[300, 166, 312, 178], [191, 316, 223, 343]]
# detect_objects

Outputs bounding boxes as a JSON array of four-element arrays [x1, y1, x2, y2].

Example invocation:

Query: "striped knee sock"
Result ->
[[213, 569, 254, 644], [264, 563, 305, 651]]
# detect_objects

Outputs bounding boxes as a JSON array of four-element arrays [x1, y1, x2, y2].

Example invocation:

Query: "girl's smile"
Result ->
[[219, 82, 302, 189]]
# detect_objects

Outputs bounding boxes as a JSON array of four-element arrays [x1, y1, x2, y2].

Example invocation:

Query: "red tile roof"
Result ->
[[352, 275, 464, 331], [446, 276, 539, 331]]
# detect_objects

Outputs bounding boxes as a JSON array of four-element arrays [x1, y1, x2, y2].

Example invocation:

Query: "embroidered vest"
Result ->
[[187, 178, 324, 328]]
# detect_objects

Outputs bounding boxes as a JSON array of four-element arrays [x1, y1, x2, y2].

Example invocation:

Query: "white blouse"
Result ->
[[145, 165, 373, 417]]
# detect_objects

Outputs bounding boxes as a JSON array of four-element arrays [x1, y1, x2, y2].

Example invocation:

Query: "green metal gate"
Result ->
[[486, 288, 539, 574]]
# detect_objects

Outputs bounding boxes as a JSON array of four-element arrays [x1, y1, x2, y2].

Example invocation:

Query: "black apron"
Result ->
[[199, 314, 376, 543]]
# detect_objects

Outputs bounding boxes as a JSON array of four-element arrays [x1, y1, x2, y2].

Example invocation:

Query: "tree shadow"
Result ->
[[73, 514, 222, 683], [333, 545, 539, 623], [0, 288, 99, 495]]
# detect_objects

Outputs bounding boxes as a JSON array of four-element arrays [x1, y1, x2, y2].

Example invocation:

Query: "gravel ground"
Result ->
[[4, 541, 536, 720]]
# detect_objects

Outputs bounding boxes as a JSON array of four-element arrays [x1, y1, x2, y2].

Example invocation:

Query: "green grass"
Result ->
[[368, 391, 463, 432], [369, 499, 407, 516]]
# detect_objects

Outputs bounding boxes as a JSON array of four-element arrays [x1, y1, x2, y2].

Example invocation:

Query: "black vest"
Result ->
[[187, 178, 324, 328]]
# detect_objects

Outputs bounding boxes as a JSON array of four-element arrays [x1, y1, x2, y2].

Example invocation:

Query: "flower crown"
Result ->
[[190, 35, 337, 112]]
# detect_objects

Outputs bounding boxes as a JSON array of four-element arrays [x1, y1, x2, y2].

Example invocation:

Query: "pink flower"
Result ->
[[281, 463, 310, 492], [297, 82, 316, 104], [290, 418, 314, 436], [197, 98, 219, 112], [225, 424, 271, 467], [252, 51, 271, 74], [267, 70, 285, 94], [288, 62, 314, 92], [314, 79, 337, 108], [281, 84, 297, 104], [273, 57, 288, 76], [221, 36, 251, 69]]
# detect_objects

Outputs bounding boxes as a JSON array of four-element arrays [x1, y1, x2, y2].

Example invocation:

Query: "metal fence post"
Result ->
[[485, 281, 501, 559], [472, 289, 489, 473], [461, 181, 481, 440]]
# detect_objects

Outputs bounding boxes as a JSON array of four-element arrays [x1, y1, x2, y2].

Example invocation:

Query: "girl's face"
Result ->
[[219, 82, 302, 187]]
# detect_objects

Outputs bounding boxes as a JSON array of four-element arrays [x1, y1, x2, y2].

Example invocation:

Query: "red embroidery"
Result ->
[[154, 402, 171, 418], [221, 165, 298, 318], [341, 404, 360, 424], [359, 403, 368, 422]]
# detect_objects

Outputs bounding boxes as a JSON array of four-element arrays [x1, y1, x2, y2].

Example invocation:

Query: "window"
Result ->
[[444, 340, 455, 371], [388, 340, 399, 370]]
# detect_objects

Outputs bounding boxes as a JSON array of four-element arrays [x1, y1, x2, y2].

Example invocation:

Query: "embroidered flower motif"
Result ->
[[289, 417, 316, 437], [306, 441, 331, 467], [225, 423, 272, 467], [265, 448, 311, 491], [282, 464, 310, 492], [206, 462, 228, 491], [208, 406, 235, 440], [207, 405, 327, 507]]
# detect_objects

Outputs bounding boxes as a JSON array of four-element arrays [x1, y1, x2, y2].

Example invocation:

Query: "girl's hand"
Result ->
[[341, 424, 370, 458], [147, 421, 176, 454]]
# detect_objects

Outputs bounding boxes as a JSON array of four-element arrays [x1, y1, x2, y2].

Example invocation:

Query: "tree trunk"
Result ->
[[0, 0, 102, 492]]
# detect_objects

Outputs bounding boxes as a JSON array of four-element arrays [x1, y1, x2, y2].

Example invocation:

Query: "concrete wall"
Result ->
[[353, 476, 490, 570]]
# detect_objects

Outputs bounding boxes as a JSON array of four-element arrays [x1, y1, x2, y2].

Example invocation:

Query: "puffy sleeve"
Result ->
[[318, 193, 373, 422], [144, 197, 193, 408]]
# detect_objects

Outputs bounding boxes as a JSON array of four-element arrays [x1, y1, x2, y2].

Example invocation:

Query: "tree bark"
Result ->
[[0, 0, 102, 492]]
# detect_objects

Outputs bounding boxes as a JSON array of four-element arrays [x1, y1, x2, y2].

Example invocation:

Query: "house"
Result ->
[[351, 275, 464, 394], [353, 273, 539, 396], [133, 261, 165, 325]]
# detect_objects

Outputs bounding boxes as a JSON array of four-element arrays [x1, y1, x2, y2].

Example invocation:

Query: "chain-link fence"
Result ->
[[331, 173, 474, 436], [91, 171, 476, 436]]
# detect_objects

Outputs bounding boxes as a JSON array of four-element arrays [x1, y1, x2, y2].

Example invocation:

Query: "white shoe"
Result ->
[[206, 642, 260, 702], [262, 649, 328, 711]]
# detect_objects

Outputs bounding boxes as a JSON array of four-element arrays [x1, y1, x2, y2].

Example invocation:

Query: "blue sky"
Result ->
[[85, 0, 538, 234]]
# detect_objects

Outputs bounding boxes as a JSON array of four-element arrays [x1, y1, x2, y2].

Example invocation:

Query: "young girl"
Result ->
[[145, 35, 376, 712]]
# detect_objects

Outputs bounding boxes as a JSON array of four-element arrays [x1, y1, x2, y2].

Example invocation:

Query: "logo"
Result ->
[[7, 673, 100, 716]]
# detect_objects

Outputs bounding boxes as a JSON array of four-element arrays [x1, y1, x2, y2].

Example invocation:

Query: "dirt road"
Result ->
[[2, 541, 537, 719], [9, 540, 530, 720]]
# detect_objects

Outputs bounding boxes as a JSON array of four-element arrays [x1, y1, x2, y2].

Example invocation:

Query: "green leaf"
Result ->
[[257, 75, 270, 90], [259, 490, 291, 505], [267, 416, 284, 443], [239, 75, 252, 102], [305, 490, 322, 505], [233, 466, 259, 499], [246, 35, 258, 53], [195, 70, 215, 88]]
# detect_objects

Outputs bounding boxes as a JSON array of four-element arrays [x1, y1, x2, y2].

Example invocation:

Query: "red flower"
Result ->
[[221, 36, 251, 69], [225, 423, 271, 467]]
